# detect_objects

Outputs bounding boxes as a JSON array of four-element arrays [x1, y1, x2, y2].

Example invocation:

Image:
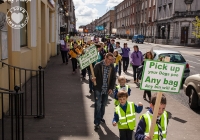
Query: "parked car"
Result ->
[[132, 35, 144, 43], [110, 34, 116, 39], [183, 74, 200, 109], [152, 50, 190, 80]]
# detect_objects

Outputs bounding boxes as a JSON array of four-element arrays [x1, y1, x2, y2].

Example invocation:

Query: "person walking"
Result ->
[[122, 43, 130, 73], [108, 39, 115, 53], [68, 42, 81, 74], [143, 51, 153, 101], [60, 39, 69, 64], [130, 45, 143, 83], [115, 42, 122, 76], [92, 53, 116, 130]]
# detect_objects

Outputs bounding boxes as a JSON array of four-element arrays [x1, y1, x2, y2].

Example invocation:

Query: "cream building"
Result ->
[[0, 0, 59, 118]]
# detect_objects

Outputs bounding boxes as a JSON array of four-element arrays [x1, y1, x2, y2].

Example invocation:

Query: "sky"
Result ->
[[73, 0, 123, 29]]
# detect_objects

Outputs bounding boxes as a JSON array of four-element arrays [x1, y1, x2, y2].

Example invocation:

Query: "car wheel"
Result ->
[[189, 88, 198, 109]]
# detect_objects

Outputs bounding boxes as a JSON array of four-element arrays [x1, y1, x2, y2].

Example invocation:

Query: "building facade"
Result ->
[[155, 0, 200, 45], [88, 0, 200, 45], [0, 0, 75, 118]]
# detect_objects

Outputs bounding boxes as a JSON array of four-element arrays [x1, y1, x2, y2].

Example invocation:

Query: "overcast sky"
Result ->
[[73, 0, 123, 29]]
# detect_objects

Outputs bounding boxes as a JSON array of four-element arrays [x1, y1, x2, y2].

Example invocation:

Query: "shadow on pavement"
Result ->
[[23, 56, 90, 140], [167, 111, 187, 123], [95, 124, 119, 140], [125, 71, 133, 77]]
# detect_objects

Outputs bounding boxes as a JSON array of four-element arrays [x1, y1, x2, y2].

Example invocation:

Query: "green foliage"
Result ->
[[192, 16, 200, 39]]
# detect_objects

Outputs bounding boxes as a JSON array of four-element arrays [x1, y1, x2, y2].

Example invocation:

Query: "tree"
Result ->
[[192, 16, 200, 39]]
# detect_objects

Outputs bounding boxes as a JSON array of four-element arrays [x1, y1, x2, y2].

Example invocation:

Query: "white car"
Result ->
[[183, 74, 200, 109]]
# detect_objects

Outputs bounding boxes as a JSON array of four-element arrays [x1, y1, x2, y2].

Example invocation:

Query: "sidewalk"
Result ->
[[23, 55, 200, 140]]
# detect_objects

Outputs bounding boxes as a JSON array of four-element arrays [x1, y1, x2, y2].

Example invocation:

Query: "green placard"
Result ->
[[140, 60, 185, 93], [77, 45, 98, 70]]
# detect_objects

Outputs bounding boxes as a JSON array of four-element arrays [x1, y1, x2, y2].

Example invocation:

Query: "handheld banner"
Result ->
[[77, 45, 98, 70], [140, 60, 185, 93]]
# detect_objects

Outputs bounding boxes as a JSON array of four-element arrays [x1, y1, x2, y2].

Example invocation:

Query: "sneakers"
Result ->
[[94, 124, 100, 130], [101, 119, 106, 124], [89, 90, 93, 93]]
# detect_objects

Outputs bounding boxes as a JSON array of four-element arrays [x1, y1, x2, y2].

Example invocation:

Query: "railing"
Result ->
[[0, 61, 45, 118], [173, 11, 200, 17], [0, 86, 24, 140]]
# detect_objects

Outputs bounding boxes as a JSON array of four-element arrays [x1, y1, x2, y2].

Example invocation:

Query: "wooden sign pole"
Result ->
[[149, 57, 170, 138], [149, 92, 163, 138], [90, 64, 97, 86]]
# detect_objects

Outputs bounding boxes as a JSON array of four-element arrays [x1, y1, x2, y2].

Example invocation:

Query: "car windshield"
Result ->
[[158, 53, 186, 63]]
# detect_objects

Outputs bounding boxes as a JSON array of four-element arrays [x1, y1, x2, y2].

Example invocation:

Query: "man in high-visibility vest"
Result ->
[[113, 90, 143, 140], [114, 76, 131, 106], [135, 93, 168, 140]]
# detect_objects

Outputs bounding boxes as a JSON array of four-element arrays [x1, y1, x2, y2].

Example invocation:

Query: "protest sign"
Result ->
[[77, 45, 98, 70], [140, 60, 185, 93], [115, 48, 122, 54], [60, 40, 65, 45], [140, 59, 185, 138]]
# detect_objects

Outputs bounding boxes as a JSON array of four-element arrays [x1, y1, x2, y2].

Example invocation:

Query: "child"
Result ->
[[68, 42, 81, 74], [113, 50, 122, 76], [113, 91, 143, 140], [114, 76, 131, 106], [135, 93, 168, 140]]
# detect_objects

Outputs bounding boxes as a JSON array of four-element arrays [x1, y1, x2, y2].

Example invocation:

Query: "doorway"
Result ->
[[180, 27, 188, 44]]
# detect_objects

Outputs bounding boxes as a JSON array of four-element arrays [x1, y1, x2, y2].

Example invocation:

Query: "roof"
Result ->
[[153, 50, 181, 54]]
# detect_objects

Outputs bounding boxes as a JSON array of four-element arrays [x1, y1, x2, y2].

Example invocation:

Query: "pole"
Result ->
[[90, 64, 97, 86], [149, 58, 170, 138]]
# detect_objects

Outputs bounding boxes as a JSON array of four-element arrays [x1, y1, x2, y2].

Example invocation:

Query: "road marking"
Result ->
[[198, 60, 200, 61], [186, 60, 200, 65], [190, 65, 195, 68]]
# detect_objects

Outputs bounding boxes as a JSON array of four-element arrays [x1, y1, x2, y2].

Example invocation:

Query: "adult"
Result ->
[[130, 45, 143, 83], [108, 39, 115, 53], [122, 43, 130, 72], [92, 53, 116, 129], [143, 51, 153, 101], [115, 42, 122, 76], [60, 38, 69, 64]]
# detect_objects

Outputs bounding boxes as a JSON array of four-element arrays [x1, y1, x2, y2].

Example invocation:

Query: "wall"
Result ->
[[0, 0, 57, 119]]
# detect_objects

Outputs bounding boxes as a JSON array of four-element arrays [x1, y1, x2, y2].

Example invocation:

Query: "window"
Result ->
[[149, 0, 151, 7], [152, 10, 154, 22], [20, 2, 27, 47], [158, 53, 186, 63]]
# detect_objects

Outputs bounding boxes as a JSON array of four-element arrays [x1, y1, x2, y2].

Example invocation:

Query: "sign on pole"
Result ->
[[114, 48, 122, 54], [140, 60, 185, 93], [77, 45, 98, 70], [140, 59, 185, 138]]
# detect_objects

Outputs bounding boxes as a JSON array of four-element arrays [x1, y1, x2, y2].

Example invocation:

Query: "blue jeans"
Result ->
[[115, 65, 118, 73], [94, 90, 108, 125]]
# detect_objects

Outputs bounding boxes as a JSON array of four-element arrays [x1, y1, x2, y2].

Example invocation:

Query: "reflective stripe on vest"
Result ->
[[115, 102, 136, 130], [70, 42, 73, 49], [116, 85, 129, 92], [143, 111, 167, 139]]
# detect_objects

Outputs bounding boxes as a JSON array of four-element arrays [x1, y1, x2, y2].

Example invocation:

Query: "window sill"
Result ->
[[20, 47, 31, 54]]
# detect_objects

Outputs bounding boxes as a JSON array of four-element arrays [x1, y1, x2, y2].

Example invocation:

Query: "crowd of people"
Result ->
[[60, 35, 168, 140]]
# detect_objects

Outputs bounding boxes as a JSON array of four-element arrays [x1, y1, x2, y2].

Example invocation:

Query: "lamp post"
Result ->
[[103, 22, 106, 38]]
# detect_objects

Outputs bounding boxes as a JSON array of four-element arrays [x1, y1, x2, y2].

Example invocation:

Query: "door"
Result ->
[[180, 27, 188, 44]]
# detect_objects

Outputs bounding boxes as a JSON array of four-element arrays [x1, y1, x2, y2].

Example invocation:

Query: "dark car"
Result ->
[[132, 35, 144, 43]]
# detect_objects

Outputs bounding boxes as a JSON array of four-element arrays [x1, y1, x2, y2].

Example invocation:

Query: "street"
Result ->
[[114, 38, 200, 110]]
